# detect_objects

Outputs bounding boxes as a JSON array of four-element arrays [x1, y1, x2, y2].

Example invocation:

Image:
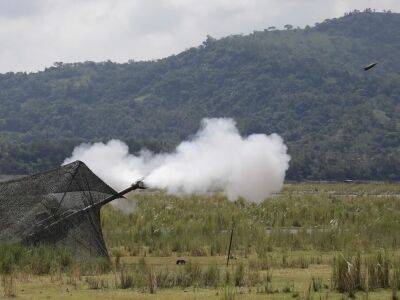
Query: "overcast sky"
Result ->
[[1, 0, 399, 73]]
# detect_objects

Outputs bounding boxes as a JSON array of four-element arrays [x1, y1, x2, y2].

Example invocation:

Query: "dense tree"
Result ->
[[0, 11, 399, 180]]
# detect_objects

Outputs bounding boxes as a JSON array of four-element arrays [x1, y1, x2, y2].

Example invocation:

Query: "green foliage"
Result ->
[[221, 285, 236, 300], [332, 251, 396, 294], [0, 11, 399, 180], [234, 263, 245, 286], [366, 251, 390, 290], [114, 260, 258, 291], [311, 277, 324, 292], [0, 243, 110, 277], [332, 253, 364, 294], [204, 263, 220, 288], [118, 270, 135, 289], [102, 184, 400, 255], [85, 276, 109, 290], [0, 244, 25, 275]]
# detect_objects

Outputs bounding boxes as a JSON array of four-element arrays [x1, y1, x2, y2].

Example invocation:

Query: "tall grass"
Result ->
[[102, 184, 400, 256], [332, 253, 364, 294], [3, 183, 400, 295], [332, 251, 397, 294], [114, 259, 262, 290], [366, 252, 390, 290], [0, 242, 111, 296], [0, 244, 24, 297]]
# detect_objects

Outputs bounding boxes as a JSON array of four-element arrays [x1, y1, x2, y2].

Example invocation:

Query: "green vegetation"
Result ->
[[103, 183, 400, 255], [0, 10, 399, 180], [2, 182, 400, 298]]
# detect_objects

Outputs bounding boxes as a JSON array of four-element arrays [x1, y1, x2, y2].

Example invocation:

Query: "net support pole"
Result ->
[[226, 221, 235, 267]]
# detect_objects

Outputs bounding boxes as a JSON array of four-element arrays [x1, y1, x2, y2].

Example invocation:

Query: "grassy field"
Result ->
[[2, 182, 400, 299]]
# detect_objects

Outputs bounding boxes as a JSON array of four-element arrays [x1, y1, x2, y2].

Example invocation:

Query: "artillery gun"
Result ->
[[23, 180, 146, 246], [0, 160, 147, 257]]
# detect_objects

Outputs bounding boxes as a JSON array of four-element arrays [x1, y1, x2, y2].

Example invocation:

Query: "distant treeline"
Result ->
[[0, 10, 399, 180]]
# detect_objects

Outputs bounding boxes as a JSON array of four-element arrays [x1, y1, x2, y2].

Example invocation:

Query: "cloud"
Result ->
[[0, 0, 42, 19], [0, 0, 399, 73]]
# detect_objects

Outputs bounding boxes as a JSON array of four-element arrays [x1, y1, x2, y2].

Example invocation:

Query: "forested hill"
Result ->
[[0, 10, 399, 180]]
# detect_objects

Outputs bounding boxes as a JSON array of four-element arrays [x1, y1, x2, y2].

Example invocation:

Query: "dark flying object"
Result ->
[[364, 62, 378, 71]]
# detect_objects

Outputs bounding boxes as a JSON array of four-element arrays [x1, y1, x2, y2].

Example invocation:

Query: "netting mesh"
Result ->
[[0, 161, 119, 257]]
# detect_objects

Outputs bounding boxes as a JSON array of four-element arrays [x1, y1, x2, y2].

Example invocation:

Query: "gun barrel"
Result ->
[[23, 180, 146, 244], [94, 180, 146, 208]]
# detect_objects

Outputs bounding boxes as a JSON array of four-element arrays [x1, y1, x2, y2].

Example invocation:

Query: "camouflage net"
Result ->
[[0, 161, 119, 257]]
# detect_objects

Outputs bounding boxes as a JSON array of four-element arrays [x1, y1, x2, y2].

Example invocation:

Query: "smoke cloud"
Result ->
[[63, 118, 290, 203]]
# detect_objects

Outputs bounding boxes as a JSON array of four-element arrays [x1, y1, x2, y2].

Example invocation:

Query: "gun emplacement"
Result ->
[[23, 180, 147, 245]]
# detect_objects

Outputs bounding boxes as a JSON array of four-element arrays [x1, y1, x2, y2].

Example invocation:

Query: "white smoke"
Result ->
[[63, 118, 290, 203]]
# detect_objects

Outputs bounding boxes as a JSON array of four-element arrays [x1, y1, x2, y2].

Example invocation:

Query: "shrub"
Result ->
[[184, 261, 202, 286], [118, 270, 134, 289], [247, 268, 261, 286], [392, 265, 400, 290], [282, 281, 294, 293], [1, 274, 16, 297], [366, 251, 390, 290], [234, 263, 245, 287], [154, 268, 175, 288], [147, 268, 157, 294], [204, 263, 220, 288], [311, 277, 323, 292], [221, 285, 236, 300], [332, 252, 394, 294], [332, 253, 364, 293], [85, 276, 109, 289]]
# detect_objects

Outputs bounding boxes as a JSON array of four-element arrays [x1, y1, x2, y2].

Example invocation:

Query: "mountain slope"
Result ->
[[0, 10, 399, 180]]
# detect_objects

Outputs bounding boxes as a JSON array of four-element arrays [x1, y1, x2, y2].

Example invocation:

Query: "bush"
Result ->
[[154, 268, 175, 288], [1, 274, 16, 297], [204, 264, 220, 288], [118, 270, 134, 289], [332, 253, 364, 293], [85, 276, 109, 289], [147, 268, 157, 294], [184, 261, 202, 286], [234, 263, 245, 287], [332, 251, 393, 293], [221, 285, 236, 300], [0, 244, 26, 275], [392, 265, 400, 290], [366, 251, 390, 290], [311, 277, 323, 292]]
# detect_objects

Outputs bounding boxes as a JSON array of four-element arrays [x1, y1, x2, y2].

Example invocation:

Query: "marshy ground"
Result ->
[[3, 182, 400, 299]]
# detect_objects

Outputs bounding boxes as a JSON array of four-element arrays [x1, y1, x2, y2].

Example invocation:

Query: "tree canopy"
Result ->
[[0, 11, 399, 180]]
